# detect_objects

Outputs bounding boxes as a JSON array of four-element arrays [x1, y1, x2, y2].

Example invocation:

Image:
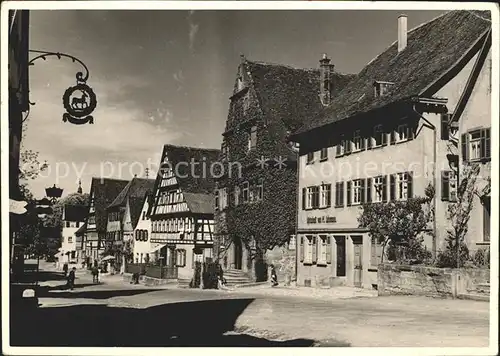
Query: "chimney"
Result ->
[[398, 14, 408, 53], [319, 53, 335, 106]]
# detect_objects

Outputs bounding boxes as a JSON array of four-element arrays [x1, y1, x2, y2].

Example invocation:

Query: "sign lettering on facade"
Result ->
[[306, 216, 337, 224]]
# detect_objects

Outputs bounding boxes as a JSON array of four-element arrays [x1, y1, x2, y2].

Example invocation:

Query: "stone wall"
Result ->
[[377, 263, 490, 298]]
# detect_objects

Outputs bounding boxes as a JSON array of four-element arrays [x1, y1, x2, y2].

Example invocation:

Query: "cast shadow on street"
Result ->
[[10, 298, 318, 347]]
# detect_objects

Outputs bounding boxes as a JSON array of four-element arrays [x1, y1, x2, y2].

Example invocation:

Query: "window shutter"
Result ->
[[382, 176, 388, 202], [313, 187, 319, 209], [344, 139, 352, 154], [441, 171, 449, 201], [326, 185, 332, 207], [311, 236, 317, 264], [326, 236, 332, 264], [346, 181, 352, 206], [302, 187, 306, 210], [340, 182, 344, 207], [390, 129, 396, 144], [407, 172, 413, 198], [461, 133, 469, 162], [366, 178, 372, 203], [360, 179, 366, 204], [485, 128, 491, 160], [441, 114, 450, 140], [361, 137, 366, 150], [390, 174, 396, 201], [300, 236, 304, 262], [336, 143, 342, 157], [408, 124, 415, 141]]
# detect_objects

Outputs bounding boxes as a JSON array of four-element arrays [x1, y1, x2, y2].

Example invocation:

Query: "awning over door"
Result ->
[[148, 244, 166, 254]]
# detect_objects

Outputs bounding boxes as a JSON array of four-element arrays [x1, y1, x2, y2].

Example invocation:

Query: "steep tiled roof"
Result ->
[[108, 177, 155, 209], [75, 223, 87, 237], [161, 144, 220, 195], [183, 192, 214, 215], [89, 177, 129, 232], [129, 196, 147, 230], [293, 10, 491, 136], [244, 60, 353, 133], [63, 205, 87, 222]]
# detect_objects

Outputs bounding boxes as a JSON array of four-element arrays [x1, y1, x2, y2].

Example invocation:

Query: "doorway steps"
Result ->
[[223, 269, 254, 286]]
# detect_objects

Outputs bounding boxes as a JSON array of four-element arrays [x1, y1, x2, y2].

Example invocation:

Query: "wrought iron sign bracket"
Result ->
[[27, 49, 98, 125]]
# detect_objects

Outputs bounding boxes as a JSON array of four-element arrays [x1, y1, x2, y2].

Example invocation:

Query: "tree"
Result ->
[[43, 192, 90, 229], [437, 163, 489, 268], [358, 185, 434, 265]]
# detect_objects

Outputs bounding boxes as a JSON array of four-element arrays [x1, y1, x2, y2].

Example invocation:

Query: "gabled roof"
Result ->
[[129, 196, 147, 230], [293, 10, 492, 137], [108, 177, 155, 209], [183, 192, 214, 215], [227, 59, 353, 133], [89, 177, 129, 231], [75, 222, 87, 236], [63, 205, 87, 222], [161, 144, 220, 195]]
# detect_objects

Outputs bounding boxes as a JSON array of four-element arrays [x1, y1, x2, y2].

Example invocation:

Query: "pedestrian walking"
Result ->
[[92, 265, 99, 284], [62, 263, 68, 277], [270, 264, 279, 287], [67, 267, 76, 290]]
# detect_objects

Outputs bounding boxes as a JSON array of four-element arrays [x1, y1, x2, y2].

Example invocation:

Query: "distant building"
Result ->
[[131, 192, 155, 263], [148, 144, 219, 281], [83, 178, 129, 263], [105, 177, 154, 269], [290, 11, 492, 288], [60, 205, 87, 264]]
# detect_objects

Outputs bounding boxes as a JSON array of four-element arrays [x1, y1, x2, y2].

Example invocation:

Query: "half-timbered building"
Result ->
[[148, 144, 220, 280], [83, 177, 128, 263]]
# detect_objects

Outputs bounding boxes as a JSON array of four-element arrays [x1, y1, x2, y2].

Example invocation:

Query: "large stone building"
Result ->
[[213, 54, 353, 279], [289, 11, 492, 288]]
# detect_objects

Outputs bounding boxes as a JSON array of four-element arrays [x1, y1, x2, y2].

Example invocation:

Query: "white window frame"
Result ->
[[317, 235, 328, 265], [373, 176, 384, 203], [373, 124, 384, 147], [214, 190, 220, 211], [256, 179, 264, 201], [353, 130, 362, 152], [306, 187, 314, 210], [469, 130, 482, 161], [449, 171, 458, 202], [220, 188, 228, 209], [352, 179, 362, 205], [304, 236, 314, 263], [396, 124, 409, 142], [320, 184, 331, 208], [397, 172, 410, 200], [242, 182, 249, 203], [234, 186, 240, 206], [320, 147, 328, 161]]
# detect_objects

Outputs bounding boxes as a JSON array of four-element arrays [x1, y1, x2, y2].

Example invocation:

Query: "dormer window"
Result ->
[[374, 81, 395, 98]]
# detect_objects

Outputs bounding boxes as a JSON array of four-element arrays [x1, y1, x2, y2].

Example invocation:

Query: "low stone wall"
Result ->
[[378, 264, 490, 298]]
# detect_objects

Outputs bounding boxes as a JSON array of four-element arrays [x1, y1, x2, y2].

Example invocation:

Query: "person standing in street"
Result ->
[[92, 265, 99, 284], [67, 267, 76, 290], [270, 264, 279, 287]]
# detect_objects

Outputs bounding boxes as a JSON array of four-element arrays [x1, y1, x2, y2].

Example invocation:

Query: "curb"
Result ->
[[233, 282, 270, 289]]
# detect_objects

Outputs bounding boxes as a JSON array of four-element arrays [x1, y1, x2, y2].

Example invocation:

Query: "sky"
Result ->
[[24, 9, 445, 198]]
